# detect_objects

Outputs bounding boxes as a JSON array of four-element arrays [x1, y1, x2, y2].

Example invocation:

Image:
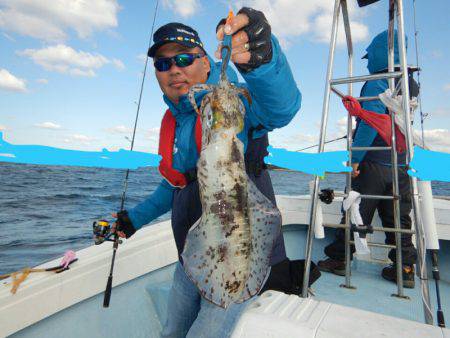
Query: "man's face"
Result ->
[[154, 43, 210, 104]]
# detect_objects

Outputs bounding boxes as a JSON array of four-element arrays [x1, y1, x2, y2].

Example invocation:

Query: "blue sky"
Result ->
[[0, 0, 449, 155]]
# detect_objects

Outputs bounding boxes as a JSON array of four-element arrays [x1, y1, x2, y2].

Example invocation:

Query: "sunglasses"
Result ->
[[154, 53, 205, 72]]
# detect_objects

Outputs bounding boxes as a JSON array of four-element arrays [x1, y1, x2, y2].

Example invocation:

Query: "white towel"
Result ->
[[378, 89, 426, 149], [343, 191, 370, 255], [309, 180, 325, 239]]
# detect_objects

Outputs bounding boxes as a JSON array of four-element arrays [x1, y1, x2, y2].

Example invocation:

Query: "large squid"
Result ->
[[182, 43, 281, 308]]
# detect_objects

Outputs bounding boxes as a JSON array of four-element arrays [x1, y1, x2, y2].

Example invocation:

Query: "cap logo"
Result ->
[[164, 36, 202, 47], [176, 28, 195, 36]]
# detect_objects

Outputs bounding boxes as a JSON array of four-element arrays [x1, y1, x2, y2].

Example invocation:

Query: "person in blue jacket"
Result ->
[[113, 7, 302, 337], [318, 30, 418, 288]]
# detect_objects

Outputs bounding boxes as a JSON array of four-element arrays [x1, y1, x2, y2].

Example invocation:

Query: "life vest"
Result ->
[[158, 109, 202, 188]]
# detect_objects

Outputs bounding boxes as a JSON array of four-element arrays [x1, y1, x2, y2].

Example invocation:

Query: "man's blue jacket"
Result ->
[[352, 29, 406, 165], [128, 35, 301, 230]]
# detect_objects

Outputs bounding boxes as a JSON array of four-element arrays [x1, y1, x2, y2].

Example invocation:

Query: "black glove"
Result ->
[[116, 210, 136, 239], [216, 7, 272, 73]]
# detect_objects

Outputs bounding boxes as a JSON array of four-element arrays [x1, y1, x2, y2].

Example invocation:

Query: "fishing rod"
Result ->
[[413, 0, 428, 147], [413, 0, 445, 327], [296, 135, 347, 152], [102, 0, 160, 308]]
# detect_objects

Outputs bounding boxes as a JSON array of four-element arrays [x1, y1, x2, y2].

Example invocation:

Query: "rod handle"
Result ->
[[103, 275, 113, 308], [431, 250, 440, 280], [438, 310, 446, 328]]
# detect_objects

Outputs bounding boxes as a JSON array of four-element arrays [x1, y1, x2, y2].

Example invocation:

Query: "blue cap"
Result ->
[[148, 23, 205, 57]]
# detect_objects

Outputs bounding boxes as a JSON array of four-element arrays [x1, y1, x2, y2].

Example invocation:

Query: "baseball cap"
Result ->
[[148, 22, 206, 57]]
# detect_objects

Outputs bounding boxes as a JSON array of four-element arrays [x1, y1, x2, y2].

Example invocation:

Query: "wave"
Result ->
[[51, 193, 85, 199], [78, 186, 99, 191], [4, 234, 90, 248], [24, 213, 52, 220]]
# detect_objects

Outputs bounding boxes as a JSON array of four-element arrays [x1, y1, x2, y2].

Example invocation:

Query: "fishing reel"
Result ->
[[319, 189, 335, 204], [92, 220, 114, 245]]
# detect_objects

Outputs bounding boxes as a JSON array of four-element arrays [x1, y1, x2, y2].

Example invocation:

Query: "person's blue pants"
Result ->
[[161, 262, 252, 338]]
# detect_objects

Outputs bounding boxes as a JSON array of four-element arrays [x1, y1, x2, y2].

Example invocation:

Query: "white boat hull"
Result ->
[[1, 195, 449, 337]]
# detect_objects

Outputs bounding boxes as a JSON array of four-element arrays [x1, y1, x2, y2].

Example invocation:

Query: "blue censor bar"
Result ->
[[2, 132, 450, 181], [265, 146, 351, 176], [408, 146, 450, 182], [0, 132, 161, 170]]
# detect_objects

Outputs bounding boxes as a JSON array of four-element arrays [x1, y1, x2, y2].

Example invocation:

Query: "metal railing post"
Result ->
[[395, 0, 433, 324], [388, 0, 405, 298], [301, 0, 341, 298], [341, 0, 355, 289]]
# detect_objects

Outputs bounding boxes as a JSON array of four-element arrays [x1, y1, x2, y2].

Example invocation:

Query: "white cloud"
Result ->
[[443, 84, 450, 92], [2, 32, 15, 41], [106, 126, 160, 153], [137, 53, 147, 63], [0, 124, 7, 131], [70, 68, 96, 77], [235, 0, 369, 47], [72, 134, 93, 142], [429, 107, 450, 117], [332, 121, 450, 152], [145, 127, 160, 141], [108, 125, 133, 134], [336, 116, 356, 134], [421, 129, 450, 152], [36, 78, 48, 84], [108, 126, 159, 137], [270, 130, 318, 151], [163, 0, 201, 18], [140, 127, 161, 153], [18, 44, 124, 77], [112, 58, 125, 70], [289, 123, 450, 153], [35, 121, 61, 129], [64, 133, 96, 146], [0, 68, 27, 92], [0, 0, 120, 42], [121, 127, 161, 153], [270, 118, 356, 153]]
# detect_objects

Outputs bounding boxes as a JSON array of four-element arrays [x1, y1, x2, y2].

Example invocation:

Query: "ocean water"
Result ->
[[1, 162, 449, 275]]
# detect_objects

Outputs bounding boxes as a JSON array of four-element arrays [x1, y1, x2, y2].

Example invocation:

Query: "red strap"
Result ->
[[342, 96, 406, 153], [158, 109, 175, 166], [194, 115, 202, 154], [158, 110, 203, 188], [158, 110, 187, 187]]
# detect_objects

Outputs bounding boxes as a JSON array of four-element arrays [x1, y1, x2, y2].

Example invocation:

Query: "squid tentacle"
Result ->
[[189, 84, 214, 115]]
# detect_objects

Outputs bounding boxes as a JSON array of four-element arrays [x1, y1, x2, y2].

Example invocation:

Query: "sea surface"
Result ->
[[1, 162, 449, 275]]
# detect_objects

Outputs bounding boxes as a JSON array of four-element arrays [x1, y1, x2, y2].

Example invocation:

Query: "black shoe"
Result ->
[[381, 264, 415, 288], [317, 258, 346, 276]]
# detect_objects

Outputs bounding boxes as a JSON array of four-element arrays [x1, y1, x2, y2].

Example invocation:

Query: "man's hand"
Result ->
[[351, 163, 360, 178], [111, 213, 127, 238], [215, 7, 272, 72], [111, 210, 135, 239]]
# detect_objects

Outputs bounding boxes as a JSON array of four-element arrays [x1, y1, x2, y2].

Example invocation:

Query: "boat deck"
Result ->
[[284, 225, 450, 323], [10, 225, 450, 338]]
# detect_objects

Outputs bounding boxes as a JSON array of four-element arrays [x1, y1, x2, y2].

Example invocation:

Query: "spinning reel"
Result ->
[[92, 220, 114, 245]]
